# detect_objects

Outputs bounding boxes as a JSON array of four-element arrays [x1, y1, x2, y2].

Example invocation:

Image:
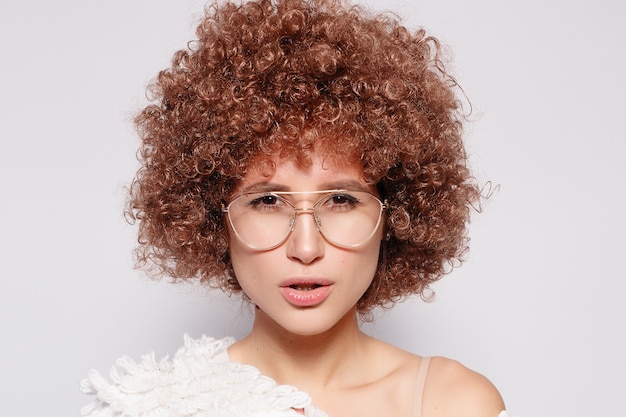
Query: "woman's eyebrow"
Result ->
[[318, 180, 371, 192], [239, 180, 371, 194], [240, 182, 290, 193]]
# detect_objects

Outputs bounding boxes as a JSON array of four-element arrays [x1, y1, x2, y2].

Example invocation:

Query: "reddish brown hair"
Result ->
[[129, 0, 480, 315]]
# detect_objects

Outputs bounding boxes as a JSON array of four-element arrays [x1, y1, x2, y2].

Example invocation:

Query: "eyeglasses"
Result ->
[[222, 189, 387, 250]]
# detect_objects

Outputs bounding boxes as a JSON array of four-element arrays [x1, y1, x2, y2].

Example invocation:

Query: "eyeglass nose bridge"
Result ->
[[287, 207, 324, 234]]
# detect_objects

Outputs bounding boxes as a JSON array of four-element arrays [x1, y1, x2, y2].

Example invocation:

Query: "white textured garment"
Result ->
[[81, 335, 513, 417]]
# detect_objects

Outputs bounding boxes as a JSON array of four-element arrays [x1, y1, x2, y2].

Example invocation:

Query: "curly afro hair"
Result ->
[[129, 0, 480, 315]]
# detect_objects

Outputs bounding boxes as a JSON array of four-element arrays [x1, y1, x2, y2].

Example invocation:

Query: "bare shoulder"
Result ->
[[423, 357, 505, 417]]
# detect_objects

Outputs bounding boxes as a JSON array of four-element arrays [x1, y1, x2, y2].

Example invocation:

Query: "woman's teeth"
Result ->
[[290, 284, 321, 291]]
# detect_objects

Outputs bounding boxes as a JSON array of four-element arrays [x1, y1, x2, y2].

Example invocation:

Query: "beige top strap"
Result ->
[[412, 357, 432, 417]]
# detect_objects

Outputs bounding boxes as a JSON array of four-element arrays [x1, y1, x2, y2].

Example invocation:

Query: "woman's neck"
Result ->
[[230, 306, 373, 391]]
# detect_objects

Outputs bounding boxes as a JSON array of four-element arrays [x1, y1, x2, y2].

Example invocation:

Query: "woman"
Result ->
[[82, 0, 512, 416]]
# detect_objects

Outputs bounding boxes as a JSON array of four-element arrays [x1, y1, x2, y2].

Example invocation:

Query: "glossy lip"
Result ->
[[279, 278, 334, 307]]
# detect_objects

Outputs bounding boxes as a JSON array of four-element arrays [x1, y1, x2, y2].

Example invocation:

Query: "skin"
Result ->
[[227, 152, 505, 417]]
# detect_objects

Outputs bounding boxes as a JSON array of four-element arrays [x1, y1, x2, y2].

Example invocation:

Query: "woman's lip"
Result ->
[[279, 278, 334, 307]]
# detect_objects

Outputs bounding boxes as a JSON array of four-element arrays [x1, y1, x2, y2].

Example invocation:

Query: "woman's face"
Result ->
[[227, 153, 383, 336]]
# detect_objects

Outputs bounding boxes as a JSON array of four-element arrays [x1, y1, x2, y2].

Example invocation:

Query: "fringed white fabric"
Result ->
[[81, 335, 328, 417], [81, 335, 513, 417]]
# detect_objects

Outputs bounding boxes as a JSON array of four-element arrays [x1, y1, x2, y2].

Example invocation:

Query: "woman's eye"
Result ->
[[328, 193, 360, 207], [260, 195, 278, 205], [249, 194, 279, 206]]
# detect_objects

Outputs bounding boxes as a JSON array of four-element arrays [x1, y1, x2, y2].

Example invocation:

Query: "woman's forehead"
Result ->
[[237, 152, 372, 192]]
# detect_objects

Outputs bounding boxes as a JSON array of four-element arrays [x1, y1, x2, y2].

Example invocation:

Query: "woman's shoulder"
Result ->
[[80, 335, 318, 417], [423, 356, 506, 417], [366, 339, 507, 417]]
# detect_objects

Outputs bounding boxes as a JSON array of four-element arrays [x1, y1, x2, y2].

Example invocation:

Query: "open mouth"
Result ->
[[280, 281, 333, 306], [290, 284, 324, 291]]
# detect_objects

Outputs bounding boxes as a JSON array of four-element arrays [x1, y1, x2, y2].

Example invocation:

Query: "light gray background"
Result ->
[[1, 0, 624, 416]]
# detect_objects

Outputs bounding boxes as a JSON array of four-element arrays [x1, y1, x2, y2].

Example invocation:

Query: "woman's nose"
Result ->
[[285, 211, 325, 264]]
